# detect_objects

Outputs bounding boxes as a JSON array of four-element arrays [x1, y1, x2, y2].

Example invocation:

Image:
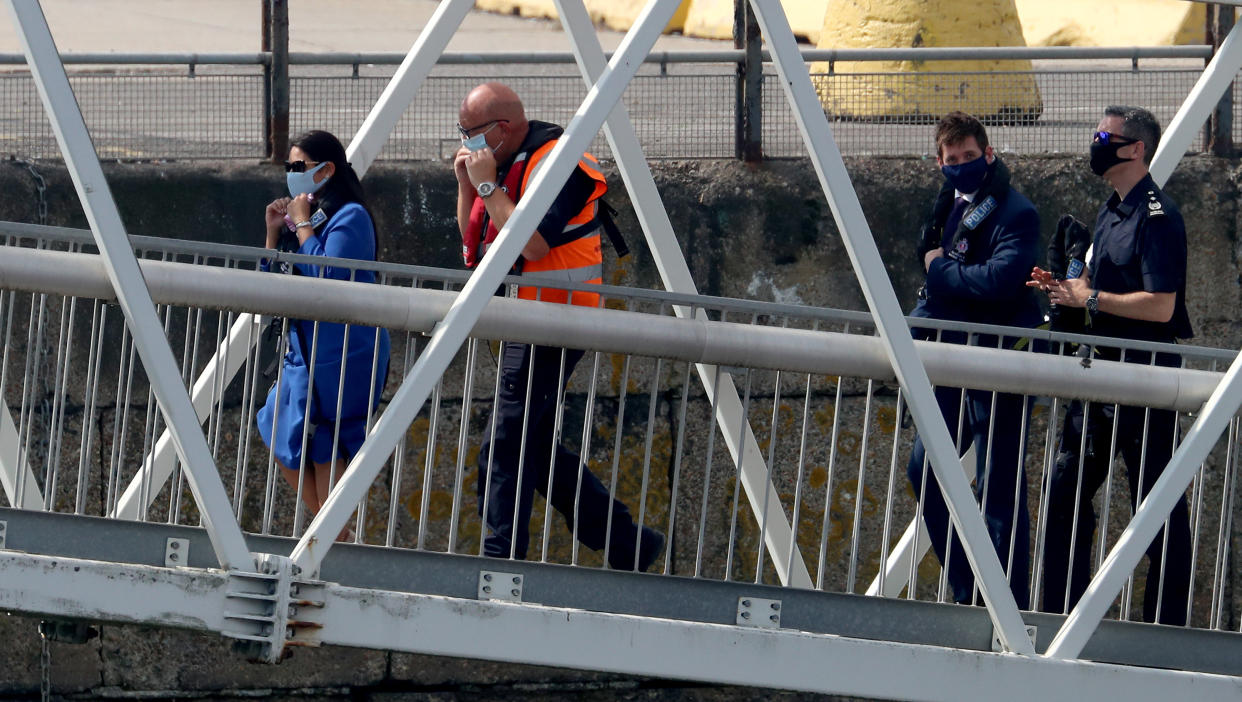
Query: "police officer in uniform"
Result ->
[[907, 111, 1042, 609], [1030, 105, 1192, 625]]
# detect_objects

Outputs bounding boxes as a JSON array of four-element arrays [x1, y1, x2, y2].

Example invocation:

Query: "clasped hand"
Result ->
[[1028, 266, 1090, 308], [454, 145, 498, 190]]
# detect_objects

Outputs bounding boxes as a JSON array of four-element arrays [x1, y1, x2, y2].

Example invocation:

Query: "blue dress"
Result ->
[[256, 202, 391, 470]]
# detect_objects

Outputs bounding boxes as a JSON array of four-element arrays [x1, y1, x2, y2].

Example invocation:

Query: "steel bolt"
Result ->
[[483, 585, 492, 594], [169, 553, 179, 562], [170, 541, 179, 550], [511, 589, 520, 597], [770, 615, 779, 623], [512, 576, 521, 585], [770, 603, 780, 611], [740, 611, 751, 620], [483, 573, 492, 582], [741, 599, 751, 607]]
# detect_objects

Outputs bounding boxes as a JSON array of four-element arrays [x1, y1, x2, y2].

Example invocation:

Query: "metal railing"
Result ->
[[0, 46, 1229, 161], [1, 225, 1238, 632]]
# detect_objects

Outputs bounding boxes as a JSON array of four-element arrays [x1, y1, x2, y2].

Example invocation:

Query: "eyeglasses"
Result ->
[[1093, 131, 1138, 146], [456, 119, 508, 140], [284, 160, 318, 173]]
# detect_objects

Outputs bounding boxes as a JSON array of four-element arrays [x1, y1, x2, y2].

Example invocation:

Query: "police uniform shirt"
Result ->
[[1087, 173, 1193, 342]]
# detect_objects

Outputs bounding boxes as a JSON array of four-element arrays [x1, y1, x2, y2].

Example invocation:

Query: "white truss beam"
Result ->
[[746, 0, 1033, 654], [1150, 19, 1242, 185], [1, 550, 1239, 701], [553, 0, 811, 587], [4, 0, 251, 570], [1046, 350, 1242, 658], [0, 402, 44, 509], [110, 0, 474, 522], [291, 0, 686, 574]]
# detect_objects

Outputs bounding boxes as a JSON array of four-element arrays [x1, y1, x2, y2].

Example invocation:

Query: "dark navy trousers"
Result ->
[[907, 385, 1031, 609], [477, 342, 641, 564], [1039, 399, 1190, 625]]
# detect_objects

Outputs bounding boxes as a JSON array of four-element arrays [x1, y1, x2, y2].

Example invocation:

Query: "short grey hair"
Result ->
[[1104, 105, 1161, 164]]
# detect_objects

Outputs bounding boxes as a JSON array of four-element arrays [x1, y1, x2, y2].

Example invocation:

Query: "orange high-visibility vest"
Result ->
[[464, 137, 607, 307]]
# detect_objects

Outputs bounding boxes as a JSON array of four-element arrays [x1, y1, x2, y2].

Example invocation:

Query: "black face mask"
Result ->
[[1089, 139, 1135, 176]]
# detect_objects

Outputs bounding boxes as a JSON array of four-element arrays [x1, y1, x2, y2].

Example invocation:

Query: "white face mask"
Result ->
[[286, 161, 329, 198], [461, 120, 502, 152]]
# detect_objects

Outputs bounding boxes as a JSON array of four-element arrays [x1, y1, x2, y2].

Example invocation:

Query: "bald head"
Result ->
[[459, 82, 528, 160]]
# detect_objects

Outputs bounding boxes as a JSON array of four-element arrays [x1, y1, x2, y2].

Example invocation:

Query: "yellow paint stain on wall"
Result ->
[[585, 0, 692, 33], [474, 0, 559, 22], [813, 0, 1042, 121], [684, 0, 831, 43], [1015, 0, 1204, 47]]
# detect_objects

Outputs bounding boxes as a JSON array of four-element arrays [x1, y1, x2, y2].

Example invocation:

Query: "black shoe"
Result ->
[[608, 525, 666, 573], [636, 526, 666, 573]]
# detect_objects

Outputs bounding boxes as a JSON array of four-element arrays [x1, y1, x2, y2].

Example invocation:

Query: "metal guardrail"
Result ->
[[0, 225, 1238, 633], [0, 45, 1216, 66], [0, 47, 1228, 161]]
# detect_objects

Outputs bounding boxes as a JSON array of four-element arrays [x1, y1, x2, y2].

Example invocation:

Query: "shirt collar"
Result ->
[[1106, 172, 1156, 218]]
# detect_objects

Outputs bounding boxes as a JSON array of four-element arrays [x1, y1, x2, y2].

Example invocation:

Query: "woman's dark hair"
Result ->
[[291, 130, 381, 253], [292, 130, 366, 205]]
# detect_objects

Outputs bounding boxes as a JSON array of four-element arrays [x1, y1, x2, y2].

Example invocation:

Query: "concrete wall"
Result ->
[[0, 155, 1239, 698]]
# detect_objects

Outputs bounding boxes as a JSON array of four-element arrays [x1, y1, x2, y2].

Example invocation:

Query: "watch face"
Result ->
[[478, 182, 495, 197]]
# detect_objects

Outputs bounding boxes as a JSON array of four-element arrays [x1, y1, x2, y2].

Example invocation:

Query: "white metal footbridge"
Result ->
[[2, 0, 1242, 699]]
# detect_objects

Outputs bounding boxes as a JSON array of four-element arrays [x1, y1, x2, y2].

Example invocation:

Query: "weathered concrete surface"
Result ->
[[0, 155, 1239, 698]]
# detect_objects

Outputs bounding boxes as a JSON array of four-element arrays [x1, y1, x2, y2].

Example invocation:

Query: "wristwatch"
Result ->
[[476, 181, 498, 199], [1085, 289, 1100, 316]]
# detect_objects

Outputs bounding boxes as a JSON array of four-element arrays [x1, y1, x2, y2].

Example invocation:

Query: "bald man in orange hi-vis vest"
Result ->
[[453, 82, 664, 571]]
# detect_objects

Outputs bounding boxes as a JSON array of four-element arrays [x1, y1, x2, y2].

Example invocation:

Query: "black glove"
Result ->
[[1047, 214, 1091, 280], [1047, 214, 1091, 339]]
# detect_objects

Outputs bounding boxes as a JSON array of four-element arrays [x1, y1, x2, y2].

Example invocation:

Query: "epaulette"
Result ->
[[1146, 189, 1166, 217]]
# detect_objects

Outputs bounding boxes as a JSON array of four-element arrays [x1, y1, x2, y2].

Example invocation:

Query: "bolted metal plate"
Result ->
[[992, 624, 1038, 653], [0, 520, 6, 549], [737, 596, 781, 629], [478, 570, 523, 602], [164, 537, 189, 567]]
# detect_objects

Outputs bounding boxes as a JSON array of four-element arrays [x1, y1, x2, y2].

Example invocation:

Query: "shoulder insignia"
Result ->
[[310, 208, 328, 228], [962, 196, 997, 230], [1146, 190, 1164, 216]]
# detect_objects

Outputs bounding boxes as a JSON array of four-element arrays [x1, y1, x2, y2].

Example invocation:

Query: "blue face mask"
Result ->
[[463, 132, 489, 152], [286, 161, 329, 198], [940, 154, 989, 195]]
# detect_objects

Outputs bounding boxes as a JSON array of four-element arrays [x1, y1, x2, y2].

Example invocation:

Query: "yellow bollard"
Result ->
[[1015, 0, 1204, 47], [812, 0, 1042, 123]]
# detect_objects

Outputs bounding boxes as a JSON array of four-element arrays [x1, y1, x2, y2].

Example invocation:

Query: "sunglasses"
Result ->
[[284, 160, 318, 173], [1093, 131, 1138, 146]]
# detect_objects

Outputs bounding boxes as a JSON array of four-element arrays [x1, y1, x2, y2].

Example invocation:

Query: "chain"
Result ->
[[39, 627, 51, 702], [15, 159, 49, 226]]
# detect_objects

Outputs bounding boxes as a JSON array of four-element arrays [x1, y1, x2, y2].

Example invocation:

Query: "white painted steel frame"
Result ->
[[553, 0, 811, 588], [1150, 20, 1242, 185], [0, 246, 1225, 413], [2, 550, 1239, 702], [0, 402, 44, 509], [290, 0, 687, 574], [3, 0, 251, 571], [107, 0, 474, 524], [746, 0, 1033, 654], [1047, 354, 1242, 658], [1040, 13, 1242, 659]]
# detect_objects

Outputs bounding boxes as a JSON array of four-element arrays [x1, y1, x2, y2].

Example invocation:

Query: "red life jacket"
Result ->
[[462, 134, 607, 307]]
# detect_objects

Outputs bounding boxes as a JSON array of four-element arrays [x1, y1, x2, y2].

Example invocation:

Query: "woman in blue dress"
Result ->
[[257, 130, 390, 531]]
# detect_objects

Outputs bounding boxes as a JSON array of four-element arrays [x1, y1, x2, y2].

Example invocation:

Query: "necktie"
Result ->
[[942, 196, 970, 249]]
